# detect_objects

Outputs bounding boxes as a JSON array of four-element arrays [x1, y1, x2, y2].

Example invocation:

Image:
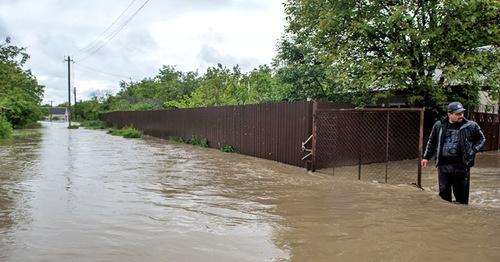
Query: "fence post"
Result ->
[[385, 111, 390, 183], [358, 111, 363, 180], [311, 101, 318, 172], [418, 109, 424, 187]]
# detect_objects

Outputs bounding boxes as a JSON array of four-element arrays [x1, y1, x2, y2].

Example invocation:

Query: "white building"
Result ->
[[46, 107, 68, 121]]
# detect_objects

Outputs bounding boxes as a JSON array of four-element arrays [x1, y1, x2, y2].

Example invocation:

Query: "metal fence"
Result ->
[[101, 101, 314, 167], [101, 102, 424, 185], [468, 112, 500, 151], [312, 108, 424, 185]]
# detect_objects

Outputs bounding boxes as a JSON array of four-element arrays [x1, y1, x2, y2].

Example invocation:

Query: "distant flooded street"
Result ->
[[1, 121, 499, 261]]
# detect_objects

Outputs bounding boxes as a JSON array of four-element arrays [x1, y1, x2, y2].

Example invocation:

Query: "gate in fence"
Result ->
[[310, 107, 424, 186]]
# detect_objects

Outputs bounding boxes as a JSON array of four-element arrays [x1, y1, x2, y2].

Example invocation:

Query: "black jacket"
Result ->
[[423, 117, 485, 167]]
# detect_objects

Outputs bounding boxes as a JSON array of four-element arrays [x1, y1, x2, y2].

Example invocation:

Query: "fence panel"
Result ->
[[101, 101, 313, 168], [468, 112, 500, 151], [313, 109, 423, 185]]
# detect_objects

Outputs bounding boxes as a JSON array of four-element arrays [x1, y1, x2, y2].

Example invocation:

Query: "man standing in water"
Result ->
[[422, 101, 485, 204]]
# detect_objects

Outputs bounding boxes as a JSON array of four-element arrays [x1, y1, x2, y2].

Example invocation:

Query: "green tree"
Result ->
[[191, 63, 248, 106], [118, 77, 159, 100], [157, 65, 200, 103], [274, 39, 336, 102], [70, 99, 102, 121], [279, 0, 499, 111], [248, 65, 283, 103], [0, 37, 45, 128], [117, 66, 201, 107]]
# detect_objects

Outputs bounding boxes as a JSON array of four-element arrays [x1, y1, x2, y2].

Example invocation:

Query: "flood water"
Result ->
[[1, 121, 499, 261]]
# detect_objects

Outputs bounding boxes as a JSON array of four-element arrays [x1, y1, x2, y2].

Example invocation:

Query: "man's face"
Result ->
[[448, 112, 464, 123]]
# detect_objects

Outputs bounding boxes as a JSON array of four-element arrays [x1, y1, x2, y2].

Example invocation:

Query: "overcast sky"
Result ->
[[0, 0, 286, 105]]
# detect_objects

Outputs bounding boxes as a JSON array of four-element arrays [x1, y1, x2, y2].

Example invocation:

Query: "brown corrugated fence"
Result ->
[[468, 112, 499, 151], [101, 101, 316, 168]]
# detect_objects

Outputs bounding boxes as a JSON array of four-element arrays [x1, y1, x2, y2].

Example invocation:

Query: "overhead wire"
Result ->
[[74, 61, 141, 81], [73, 0, 139, 57], [75, 0, 150, 62], [68, 0, 150, 93]]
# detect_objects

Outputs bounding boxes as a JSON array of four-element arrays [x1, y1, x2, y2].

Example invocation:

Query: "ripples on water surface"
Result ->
[[0, 122, 498, 261]]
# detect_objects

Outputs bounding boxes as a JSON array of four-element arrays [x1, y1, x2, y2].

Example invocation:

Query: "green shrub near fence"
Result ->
[[219, 143, 236, 153], [109, 125, 142, 138], [0, 117, 13, 139], [169, 135, 209, 148], [80, 120, 108, 129]]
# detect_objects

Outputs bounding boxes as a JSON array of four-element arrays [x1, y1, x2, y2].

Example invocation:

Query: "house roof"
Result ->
[[47, 107, 67, 115]]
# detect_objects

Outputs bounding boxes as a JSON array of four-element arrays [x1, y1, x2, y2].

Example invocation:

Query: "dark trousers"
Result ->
[[437, 164, 470, 204]]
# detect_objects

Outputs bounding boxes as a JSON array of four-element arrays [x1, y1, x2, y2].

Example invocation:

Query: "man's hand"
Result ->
[[421, 159, 428, 168]]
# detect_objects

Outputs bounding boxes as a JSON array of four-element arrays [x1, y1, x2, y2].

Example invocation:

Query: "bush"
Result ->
[[200, 138, 209, 148], [109, 127, 121, 136], [122, 126, 142, 138], [0, 117, 13, 139], [80, 120, 108, 129], [220, 144, 236, 153], [169, 136, 186, 143], [190, 135, 199, 146], [169, 135, 209, 148], [109, 125, 142, 138]]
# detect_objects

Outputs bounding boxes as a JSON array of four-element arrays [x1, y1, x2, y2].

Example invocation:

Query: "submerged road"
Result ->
[[1, 121, 499, 261]]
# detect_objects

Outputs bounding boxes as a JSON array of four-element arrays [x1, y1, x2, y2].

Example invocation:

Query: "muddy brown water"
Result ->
[[1, 122, 498, 261]]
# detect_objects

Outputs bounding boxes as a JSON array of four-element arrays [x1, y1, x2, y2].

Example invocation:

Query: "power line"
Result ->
[[74, 0, 139, 57], [75, 0, 151, 62], [74, 61, 141, 81]]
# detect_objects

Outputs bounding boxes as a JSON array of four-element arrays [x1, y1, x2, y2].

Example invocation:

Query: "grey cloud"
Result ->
[[197, 44, 262, 72], [198, 44, 225, 64], [0, 0, 282, 105], [0, 18, 8, 39]]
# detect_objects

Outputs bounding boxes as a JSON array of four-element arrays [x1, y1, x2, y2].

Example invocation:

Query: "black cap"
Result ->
[[447, 102, 466, 113]]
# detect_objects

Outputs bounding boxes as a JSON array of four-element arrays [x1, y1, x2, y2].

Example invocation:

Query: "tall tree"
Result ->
[[156, 65, 200, 102], [0, 37, 45, 128], [278, 0, 499, 111], [248, 65, 283, 103], [274, 39, 337, 102], [117, 65, 201, 107], [191, 63, 248, 107]]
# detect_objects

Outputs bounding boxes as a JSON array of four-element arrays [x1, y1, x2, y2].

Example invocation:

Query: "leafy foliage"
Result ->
[[0, 116, 13, 139], [103, 63, 286, 111], [79, 120, 108, 129], [168, 135, 209, 148], [117, 65, 201, 108], [191, 64, 247, 106], [220, 144, 236, 153], [0, 37, 45, 128], [278, 0, 500, 111], [109, 125, 142, 138]]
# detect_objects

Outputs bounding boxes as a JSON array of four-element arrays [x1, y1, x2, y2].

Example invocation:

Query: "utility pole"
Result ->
[[50, 100, 53, 122], [65, 56, 72, 127], [74, 87, 77, 122]]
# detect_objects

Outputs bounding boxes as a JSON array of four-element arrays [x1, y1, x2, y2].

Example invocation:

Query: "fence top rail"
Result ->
[[469, 111, 500, 116], [315, 108, 424, 112], [103, 101, 314, 115]]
